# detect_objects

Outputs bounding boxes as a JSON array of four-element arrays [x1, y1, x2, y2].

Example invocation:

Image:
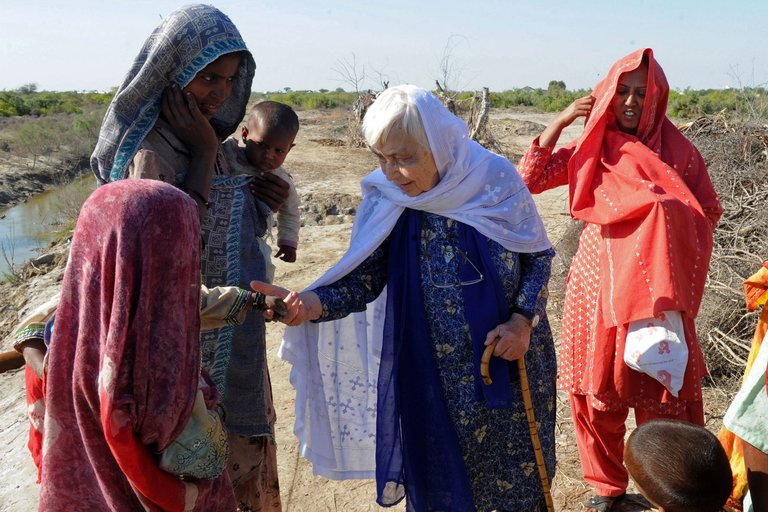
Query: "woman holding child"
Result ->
[[518, 48, 722, 511], [257, 85, 557, 511], [90, 5, 284, 510]]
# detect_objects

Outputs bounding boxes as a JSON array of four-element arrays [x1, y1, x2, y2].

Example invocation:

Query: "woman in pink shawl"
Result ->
[[519, 48, 722, 511], [39, 179, 235, 511]]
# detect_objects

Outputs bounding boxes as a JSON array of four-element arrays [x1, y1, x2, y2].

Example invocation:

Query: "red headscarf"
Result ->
[[40, 180, 234, 511], [568, 48, 722, 325]]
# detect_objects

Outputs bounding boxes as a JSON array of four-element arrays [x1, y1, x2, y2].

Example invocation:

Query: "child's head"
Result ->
[[624, 419, 732, 512], [241, 101, 299, 172]]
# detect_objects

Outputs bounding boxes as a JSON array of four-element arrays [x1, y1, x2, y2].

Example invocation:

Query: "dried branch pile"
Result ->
[[347, 91, 377, 148], [443, 88, 508, 157], [685, 114, 768, 384]]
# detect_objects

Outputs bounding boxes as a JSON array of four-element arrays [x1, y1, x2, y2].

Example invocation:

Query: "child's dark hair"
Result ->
[[248, 100, 299, 136], [624, 419, 732, 512]]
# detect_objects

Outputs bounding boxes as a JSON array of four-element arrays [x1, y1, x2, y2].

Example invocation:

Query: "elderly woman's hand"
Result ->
[[249, 171, 290, 212], [483, 313, 533, 361], [250, 280, 322, 326]]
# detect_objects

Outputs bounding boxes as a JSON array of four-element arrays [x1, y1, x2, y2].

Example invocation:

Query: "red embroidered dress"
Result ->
[[518, 48, 723, 414]]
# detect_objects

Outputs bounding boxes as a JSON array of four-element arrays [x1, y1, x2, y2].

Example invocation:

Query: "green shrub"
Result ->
[[0, 87, 113, 117], [2, 109, 106, 168], [249, 90, 357, 110], [668, 88, 768, 118], [490, 88, 590, 111]]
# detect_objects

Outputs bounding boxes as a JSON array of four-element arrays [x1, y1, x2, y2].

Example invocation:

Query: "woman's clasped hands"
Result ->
[[250, 281, 322, 325]]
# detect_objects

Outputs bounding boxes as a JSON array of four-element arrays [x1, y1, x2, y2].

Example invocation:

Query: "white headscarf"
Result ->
[[279, 85, 550, 479]]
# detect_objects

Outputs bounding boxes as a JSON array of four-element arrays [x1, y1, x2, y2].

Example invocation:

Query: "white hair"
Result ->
[[361, 87, 430, 150]]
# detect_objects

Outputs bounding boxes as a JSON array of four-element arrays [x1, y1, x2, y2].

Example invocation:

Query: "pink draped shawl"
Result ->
[[39, 180, 235, 511]]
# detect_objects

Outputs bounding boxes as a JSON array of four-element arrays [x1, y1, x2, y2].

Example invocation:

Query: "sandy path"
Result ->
[[258, 109, 585, 511], [0, 108, 623, 511]]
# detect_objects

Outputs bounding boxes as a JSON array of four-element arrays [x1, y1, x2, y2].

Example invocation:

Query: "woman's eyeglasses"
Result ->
[[426, 249, 484, 288]]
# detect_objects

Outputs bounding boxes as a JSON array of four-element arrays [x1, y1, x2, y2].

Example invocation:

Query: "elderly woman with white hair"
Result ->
[[257, 85, 557, 511]]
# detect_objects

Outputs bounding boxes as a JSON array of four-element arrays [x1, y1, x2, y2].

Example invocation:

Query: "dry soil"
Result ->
[[0, 107, 730, 512]]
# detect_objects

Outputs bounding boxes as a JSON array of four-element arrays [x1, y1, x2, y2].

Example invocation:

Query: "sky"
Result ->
[[1, 0, 767, 93]]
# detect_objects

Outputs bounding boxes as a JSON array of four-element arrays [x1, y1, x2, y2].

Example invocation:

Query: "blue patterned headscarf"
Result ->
[[91, 4, 255, 184]]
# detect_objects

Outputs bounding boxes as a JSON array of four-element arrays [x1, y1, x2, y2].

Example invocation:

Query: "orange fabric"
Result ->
[[744, 262, 768, 313], [718, 262, 768, 509], [742, 263, 768, 385], [567, 48, 722, 327]]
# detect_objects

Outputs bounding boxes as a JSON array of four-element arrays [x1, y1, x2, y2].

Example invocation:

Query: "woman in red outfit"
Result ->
[[518, 48, 723, 511]]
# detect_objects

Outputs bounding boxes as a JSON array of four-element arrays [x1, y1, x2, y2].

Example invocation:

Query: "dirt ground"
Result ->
[[0, 107, 731, 511]]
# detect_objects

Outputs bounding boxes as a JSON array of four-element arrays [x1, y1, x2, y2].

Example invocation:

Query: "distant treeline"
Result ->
[[257, 83, 768, 119], [3, 83, 767, 120], [0, 84, 113, 117], [252, 89, 357, 110], [0, 85, 110, 170]]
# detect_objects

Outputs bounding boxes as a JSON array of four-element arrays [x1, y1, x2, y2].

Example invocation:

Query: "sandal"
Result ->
[[619, 493, 656, 511], [585, 493, 626, 512]]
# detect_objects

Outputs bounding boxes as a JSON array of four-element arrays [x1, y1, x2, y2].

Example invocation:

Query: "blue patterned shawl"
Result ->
[[90, 4, 255, 184]]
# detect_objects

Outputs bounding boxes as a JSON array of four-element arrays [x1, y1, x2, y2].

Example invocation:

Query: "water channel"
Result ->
[[0, 174, 96, 277]]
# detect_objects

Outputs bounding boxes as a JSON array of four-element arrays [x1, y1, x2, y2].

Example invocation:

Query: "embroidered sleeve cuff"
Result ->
[[12, 323, 46, 353], [311, 287, 333, 322], [531, 136, 554, 152]]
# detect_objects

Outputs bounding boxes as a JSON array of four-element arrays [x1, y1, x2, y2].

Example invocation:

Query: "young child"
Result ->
[[224, 100, 301, 271], [624, 419, 733, 512]]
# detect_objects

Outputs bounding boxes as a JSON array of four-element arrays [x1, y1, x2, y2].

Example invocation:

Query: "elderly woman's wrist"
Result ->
[[511, 308, 539, 328], [302, 291, 323, 321]]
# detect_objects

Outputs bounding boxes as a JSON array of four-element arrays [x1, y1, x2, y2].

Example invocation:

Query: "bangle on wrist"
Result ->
[[251, 292, 266, 311]]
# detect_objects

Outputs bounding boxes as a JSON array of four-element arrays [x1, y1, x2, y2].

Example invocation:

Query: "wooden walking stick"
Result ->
[[481, 339, 554, 512]]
